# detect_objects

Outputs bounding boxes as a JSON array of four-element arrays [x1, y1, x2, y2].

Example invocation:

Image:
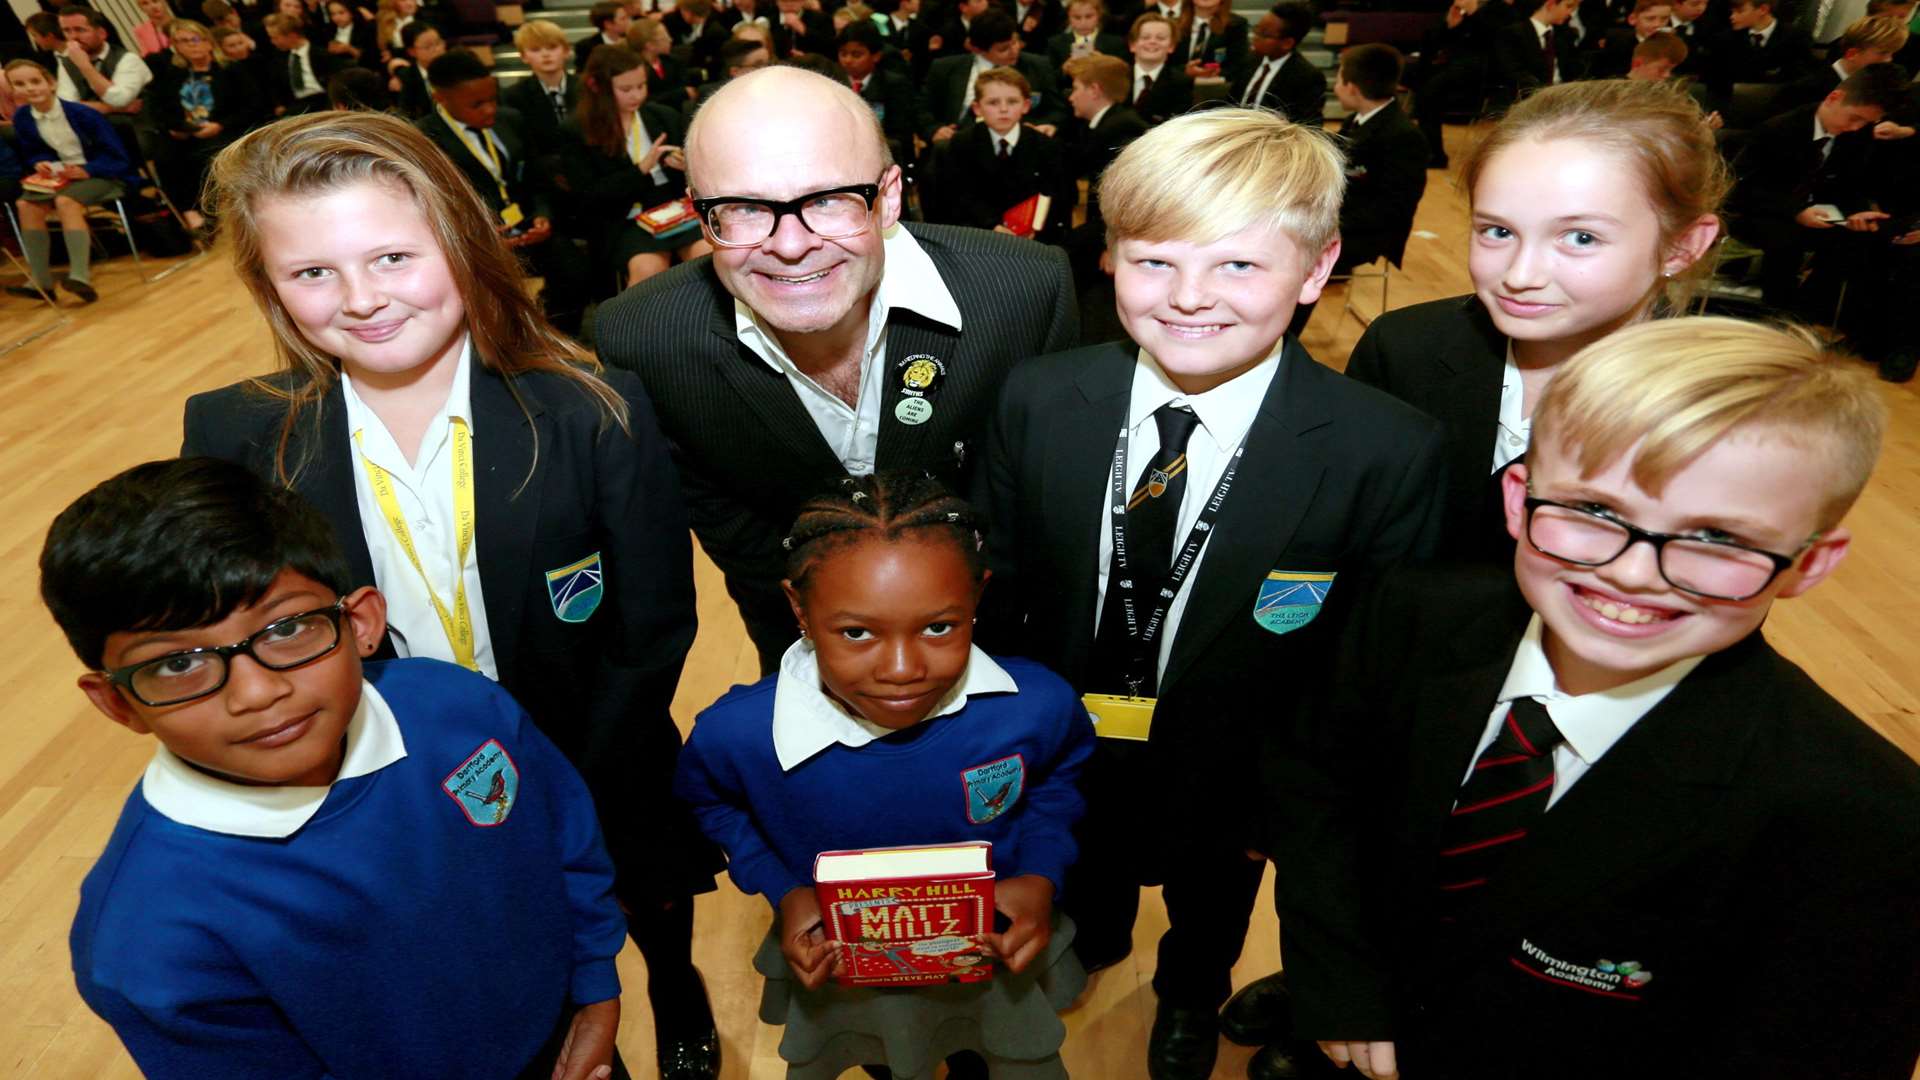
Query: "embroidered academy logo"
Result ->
[[545, 552, 604, 623], [1252, 570, 1335, 636], [442, 739, 521, 826], [961, 754, 1026, 824], [1511, 939, 1653, 1000]]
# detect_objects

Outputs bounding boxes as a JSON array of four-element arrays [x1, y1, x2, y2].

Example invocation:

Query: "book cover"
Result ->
[[22, 174, 70, 194], [1001, 194, 1052, 238], [814, 841, 996, 987], [631, 196, 701, 238]]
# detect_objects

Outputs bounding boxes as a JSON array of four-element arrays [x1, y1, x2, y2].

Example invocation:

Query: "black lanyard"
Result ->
[[1106, 420, 1245, 695]]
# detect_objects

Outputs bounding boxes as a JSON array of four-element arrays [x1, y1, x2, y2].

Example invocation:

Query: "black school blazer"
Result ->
[[1298, 566, 1920, 1076], [978, 338, 1447, 847], [181, 364, 719, 901]]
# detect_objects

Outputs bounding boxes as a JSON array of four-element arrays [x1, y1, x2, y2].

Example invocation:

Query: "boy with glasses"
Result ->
[[1293, 317, 1920, 1078], [42, 457, 633, 1080]]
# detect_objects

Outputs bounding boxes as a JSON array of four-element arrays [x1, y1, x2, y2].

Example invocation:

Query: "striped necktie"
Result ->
[[1434, 696, 1563, 918]]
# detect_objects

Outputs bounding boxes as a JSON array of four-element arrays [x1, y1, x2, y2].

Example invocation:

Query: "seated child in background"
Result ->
[[934, 66, 1076, 237], [1046, 0, 1127, 78], [1308, 317, 1920, 1078], [5, 58, 142, 305], [390, 19, 444, 116], [674, 471, 1096, 1079], [1625, 31, 1690, 82], [41, 457, 629, 1080]]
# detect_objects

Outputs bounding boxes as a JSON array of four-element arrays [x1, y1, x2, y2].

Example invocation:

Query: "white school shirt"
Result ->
[[141, 680, 409, 838], [1531, 17, 1562, 83], [1092, 344, 1283, 677], [1241, 53, 1287, 104], [770, 639, 1020, 770], [340, 339, 500, 679], [289, 41, 323, 98], [55, 45, 153, 108], [444, 112, 507, 182], [960, 53, 993, 121], [992, 122, 1022, 155], [1088, 103, 1112, 128], [29, 102, 86, 165], [1469, 614, 1701, 808], [1494, 341, 1530, 472], [1132, 60, 1165, 103], [733, 226, 964, 475]]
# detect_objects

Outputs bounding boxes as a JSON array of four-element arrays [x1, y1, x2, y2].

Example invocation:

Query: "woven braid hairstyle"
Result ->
[[782, 471, 987, 597]]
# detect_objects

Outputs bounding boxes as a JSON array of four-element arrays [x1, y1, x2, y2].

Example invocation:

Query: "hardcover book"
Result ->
[[631, 196, 701, 238], [1001, 194, 1052, 238], [814, 841, 997, 987]]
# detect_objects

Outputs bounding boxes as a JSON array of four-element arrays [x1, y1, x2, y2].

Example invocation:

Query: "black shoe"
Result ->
[[1147, 1000, 1221, 1080], [4, 284, 49, 301], [944, 1051, 989, 1079], [1248, 1041, 1339, 1080], [1880, 354, 1918, 383], [1073, 934, 1133, 975], [1220, 970, 1293, 1046], [656, 1025, 720, 1080], [58, 278, 98, 303]]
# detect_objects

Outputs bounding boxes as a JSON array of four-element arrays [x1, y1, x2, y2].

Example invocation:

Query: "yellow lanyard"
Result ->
[[438, 106, 511, 204], [353, 418, 479, 671]]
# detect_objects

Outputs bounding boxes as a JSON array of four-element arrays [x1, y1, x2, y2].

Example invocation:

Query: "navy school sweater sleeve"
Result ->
[[68, 659, 627, 1080], [673, 655, 1096, 905]]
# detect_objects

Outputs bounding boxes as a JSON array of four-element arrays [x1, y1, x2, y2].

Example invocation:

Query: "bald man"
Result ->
[[597, 66, 1079, 676]]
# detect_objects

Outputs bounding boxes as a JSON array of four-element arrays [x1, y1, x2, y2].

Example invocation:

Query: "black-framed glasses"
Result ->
[[103, 600, 349, 707], [690, 177, 883, 248], [1523, 497, 1816, 602]]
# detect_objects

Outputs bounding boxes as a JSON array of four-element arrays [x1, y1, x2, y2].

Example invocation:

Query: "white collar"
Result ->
[[1353, 100, 1389, 125], [292, 39, 310, 55], [1128, 341, 1281, 454], [1089, 103, 1112, 128], [537, 71, 568, 91], [31, 100, 62, 121], [1496, 613, 1703, 770], [341, 337, 476, 474], [1832, 58, 1851, 80], [992, 124, 1021, 150], [736, 224, 963, 374], [1750, 18, 1775, 41], [771, 639, 1019, 770], [972, 52, 994, 71], [1530, 16, 1552, 35], [1263, 52, 1289, 70], [1136, 60, 1165, 78], [1813, 112, 1831, 142], [140, 679, 410, 839]]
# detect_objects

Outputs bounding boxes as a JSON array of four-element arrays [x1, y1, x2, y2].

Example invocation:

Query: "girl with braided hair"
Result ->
[[674, 470, 1096, 1080]]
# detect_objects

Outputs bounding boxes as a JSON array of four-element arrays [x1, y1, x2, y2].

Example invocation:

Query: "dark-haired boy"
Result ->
[[683, 36, 770, 119], [44, 457, 629, 1080], [420, 50, 588, 336], [838, 21, 923, 163], [1293, 319, 1920, 1078], [1725, 64, 1910, 314], [1705, 0, 1813, 95], [575, 0, 631, 72], [1490, 0, 1582, 106], [921, 10, 1068, 142], [1285, 43, 1426, 337], [1231, 2, 1321, 121]]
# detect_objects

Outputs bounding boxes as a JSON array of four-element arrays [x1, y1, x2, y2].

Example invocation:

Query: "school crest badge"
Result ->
[[545, 552, 604, 624], [1253, 570, 1335, 636], [442, 739, 520, 826], [1147, 468, 1171, 499], [962, 754, 1025, 825]]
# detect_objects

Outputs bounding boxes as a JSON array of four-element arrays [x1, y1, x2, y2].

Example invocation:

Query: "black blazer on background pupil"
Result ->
[[180, 366, 719, 903]]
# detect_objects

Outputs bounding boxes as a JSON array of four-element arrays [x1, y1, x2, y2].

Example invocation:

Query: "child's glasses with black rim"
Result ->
[[102, 600, 350, 707], [1522, 496, 1817, 602]]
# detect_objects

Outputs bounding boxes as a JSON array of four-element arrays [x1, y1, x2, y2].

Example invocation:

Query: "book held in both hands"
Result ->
[[815, 841, 997, 987], [22, 174, 71, 194]]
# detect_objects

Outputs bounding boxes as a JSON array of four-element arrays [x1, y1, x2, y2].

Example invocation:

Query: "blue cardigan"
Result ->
[[9, 100, 140, 183]]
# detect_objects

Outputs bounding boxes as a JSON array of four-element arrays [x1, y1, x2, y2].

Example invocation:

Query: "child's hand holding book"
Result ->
[[779, 886, 840, 990], [985, 874, 1054, 973]]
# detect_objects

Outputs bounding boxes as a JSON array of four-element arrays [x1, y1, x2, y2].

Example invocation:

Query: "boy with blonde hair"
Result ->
[[980, 107, 1446, 1080], [502, 19, 579, 155], [1303, 317, 1920, 1078]]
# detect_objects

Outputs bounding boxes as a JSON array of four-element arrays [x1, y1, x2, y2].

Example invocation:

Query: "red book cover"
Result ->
[[814, 841, 996, 987], [1001, 194, 1052, 238], [631, 196, 701, 238], [22, 174, 70, 194]]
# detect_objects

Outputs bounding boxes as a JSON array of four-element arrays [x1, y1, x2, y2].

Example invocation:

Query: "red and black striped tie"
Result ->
[[1434, 696, 1562, 919]]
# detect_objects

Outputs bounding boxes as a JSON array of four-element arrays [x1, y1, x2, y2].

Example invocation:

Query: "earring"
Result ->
[[799, 626, 810, 639]]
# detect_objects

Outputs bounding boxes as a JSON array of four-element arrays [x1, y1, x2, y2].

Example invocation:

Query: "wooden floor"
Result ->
[[3, 132, 1917, 1078]]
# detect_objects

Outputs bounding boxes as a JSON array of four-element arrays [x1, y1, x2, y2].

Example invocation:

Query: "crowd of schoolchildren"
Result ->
[[11, 0, 1920, 1075], [8, 0, 1919, 375]]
